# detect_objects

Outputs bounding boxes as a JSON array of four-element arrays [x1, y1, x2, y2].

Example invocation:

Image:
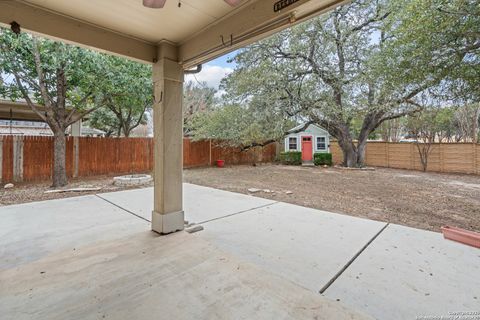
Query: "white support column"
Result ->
[[151, 42, 185, 234], [71, 119, 82, 137]]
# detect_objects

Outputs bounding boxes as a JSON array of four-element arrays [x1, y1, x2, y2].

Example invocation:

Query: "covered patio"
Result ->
[[0, 0, 345, 234], [1, 1, 479, 319], [1, 0, 346, 234], [1, 184, 479, 319]]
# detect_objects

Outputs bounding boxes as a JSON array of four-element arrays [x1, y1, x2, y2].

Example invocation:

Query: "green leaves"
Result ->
[[0, 27, 153, 136], [0, 28, 106, 113], [188, 104, 293, 147], [378, 0, 480, 103], [88, 54, 152, 136]]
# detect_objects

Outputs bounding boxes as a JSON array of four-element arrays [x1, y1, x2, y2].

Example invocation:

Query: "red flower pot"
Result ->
[[441, 226, 480, 248], [216, 159, 225, 168]]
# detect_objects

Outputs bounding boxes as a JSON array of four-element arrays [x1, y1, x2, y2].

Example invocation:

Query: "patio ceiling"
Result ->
[[0, 0, 345, 67]]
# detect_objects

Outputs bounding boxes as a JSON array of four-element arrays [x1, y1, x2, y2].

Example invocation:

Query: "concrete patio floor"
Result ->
[[1, 184, 479, 319]]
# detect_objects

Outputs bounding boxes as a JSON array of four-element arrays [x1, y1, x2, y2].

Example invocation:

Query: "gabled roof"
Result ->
[[287, 123, 327, 133]]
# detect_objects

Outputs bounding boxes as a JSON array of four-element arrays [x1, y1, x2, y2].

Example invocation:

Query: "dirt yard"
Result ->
[[183, 164, 480, 233]]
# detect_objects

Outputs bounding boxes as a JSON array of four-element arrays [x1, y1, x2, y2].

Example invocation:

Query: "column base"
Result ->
[[151, 210, 185, 234]]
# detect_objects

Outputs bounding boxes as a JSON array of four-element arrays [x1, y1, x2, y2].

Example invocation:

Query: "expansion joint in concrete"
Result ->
[[197, 202, 279, 225], [319, 222, 390, 294], [95, 194, 151, 223]]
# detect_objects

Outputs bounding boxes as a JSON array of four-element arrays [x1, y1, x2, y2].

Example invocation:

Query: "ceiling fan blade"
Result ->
[[143, 0, 167, 9], [224, 0, 243, 6]]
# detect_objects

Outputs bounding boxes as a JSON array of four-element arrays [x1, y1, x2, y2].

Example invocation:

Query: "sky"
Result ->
[[185, 50, 238, 90]]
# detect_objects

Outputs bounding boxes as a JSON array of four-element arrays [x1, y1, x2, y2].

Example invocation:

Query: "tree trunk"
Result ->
[[337, 132, 368, 168], [338, 137, 358, 167], [473, 105, 479, 143], [356, 138, 368, 166], [122, 124, 131, 138], [416, 143, 429, 172], [52, 131, 68, 187]]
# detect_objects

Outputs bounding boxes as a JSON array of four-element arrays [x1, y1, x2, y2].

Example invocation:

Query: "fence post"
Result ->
[[12, 136, 24, 182], [410, 143, 415, 170], [440, 144, 444, 173], [385, 143, 389, 168], [473, 143, 480, 174], [209, 139, 212, 166], [73, 137, 79, 178], [473, 143, 477, 175]]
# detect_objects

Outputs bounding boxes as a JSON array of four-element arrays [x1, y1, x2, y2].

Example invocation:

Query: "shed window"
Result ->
[[288, 137, 297, 150], [316, 137, 326, 150]]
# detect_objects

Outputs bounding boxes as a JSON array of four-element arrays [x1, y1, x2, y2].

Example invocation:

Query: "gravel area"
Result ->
[[183, 164, 480, 233]]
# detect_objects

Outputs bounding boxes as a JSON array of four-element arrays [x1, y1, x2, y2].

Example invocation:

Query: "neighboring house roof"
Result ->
[[287, 123, 329, 134], [0, 99, 84, 122], [0, 125, 52, 136], [79, 127, 105, 136], [0, 121, 104, 136]]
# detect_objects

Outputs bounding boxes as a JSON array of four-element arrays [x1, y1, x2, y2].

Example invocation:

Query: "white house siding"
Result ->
[[284, 124, 330, 154]]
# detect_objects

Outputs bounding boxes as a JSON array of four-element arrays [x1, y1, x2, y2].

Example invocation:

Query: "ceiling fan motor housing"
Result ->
[[143, 0, 242, 9]]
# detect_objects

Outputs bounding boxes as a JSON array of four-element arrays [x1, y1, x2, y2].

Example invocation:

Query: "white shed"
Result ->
[[284, 124, 330, 162]]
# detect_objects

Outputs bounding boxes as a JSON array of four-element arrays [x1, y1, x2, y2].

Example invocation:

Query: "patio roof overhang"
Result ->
[[0, 0, 345, 68]]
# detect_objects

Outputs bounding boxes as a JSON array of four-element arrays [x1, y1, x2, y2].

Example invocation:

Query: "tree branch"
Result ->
[[32, 37, 53, 108], [12, 73, 48, 123], [240, 121, 315, 151]]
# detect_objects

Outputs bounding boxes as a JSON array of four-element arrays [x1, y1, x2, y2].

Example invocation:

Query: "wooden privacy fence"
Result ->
[[0, 136, 277, 183], [183, 138, 277, 168], [330, 141, 480, 175]]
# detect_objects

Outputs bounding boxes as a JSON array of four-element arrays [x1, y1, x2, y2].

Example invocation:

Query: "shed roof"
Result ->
[[287, 123, 327, 133]]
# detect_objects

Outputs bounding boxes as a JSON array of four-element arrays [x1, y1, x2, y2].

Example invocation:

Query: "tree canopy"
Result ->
[[188, 104, 294, 149], [183, 81, 217, 136], [87, 55, 152, 137], [214, 0, 479, 166], [0, 28, 108, 186], [0, 28, 104, 125]]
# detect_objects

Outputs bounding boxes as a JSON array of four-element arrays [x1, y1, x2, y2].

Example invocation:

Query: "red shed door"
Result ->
[[301, 136, 313, 161]]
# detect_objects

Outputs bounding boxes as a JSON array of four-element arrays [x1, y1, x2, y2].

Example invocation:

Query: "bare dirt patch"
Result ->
[[184, 164, 480, 233], [0, 175, 153, 206]]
